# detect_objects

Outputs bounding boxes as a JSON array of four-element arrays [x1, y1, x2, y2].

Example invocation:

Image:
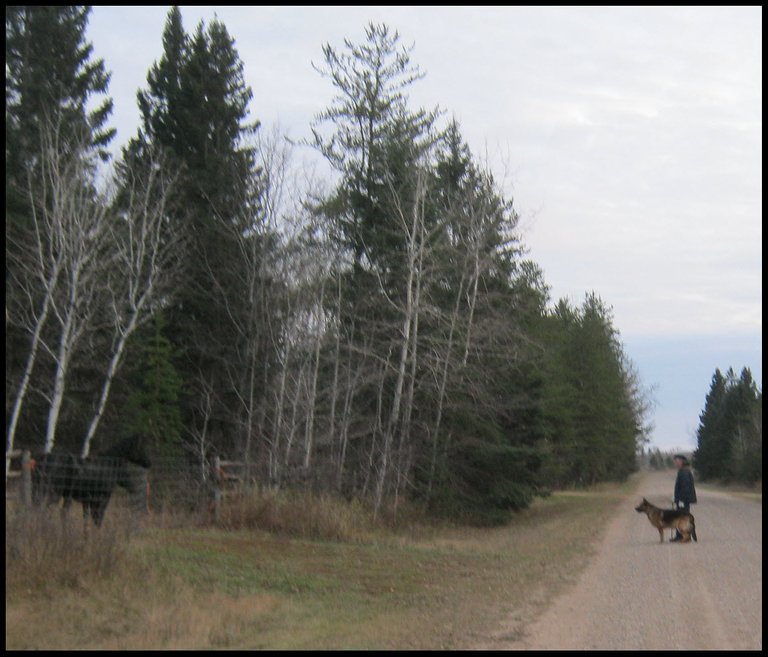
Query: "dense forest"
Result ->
[[6, 6, 653, 522], [693, 367, 762, 485]]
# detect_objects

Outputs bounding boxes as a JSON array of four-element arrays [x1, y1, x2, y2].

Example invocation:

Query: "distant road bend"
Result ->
[[483, 470, 762, 650]]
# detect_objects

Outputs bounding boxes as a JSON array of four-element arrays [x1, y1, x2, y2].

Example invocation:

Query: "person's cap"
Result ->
[[673, 453, 688, 462]]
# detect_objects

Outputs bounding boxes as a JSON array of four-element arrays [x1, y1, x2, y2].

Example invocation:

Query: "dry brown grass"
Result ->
[[5, 504, 133, 594], [6, 476, 642, 649], [5, 549, 282, 650], [218, 487, 377, 542], [5, 501, 282, 650]]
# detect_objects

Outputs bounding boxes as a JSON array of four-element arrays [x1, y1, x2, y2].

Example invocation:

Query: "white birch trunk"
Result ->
[[80, 313, 137, 458], [6, 284, 56, 473], [373, 170, 425, 515], [303, 281, 326, 470]]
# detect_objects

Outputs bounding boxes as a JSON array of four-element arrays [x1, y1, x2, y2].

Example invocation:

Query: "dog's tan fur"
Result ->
[[634, 498, 697, 543]]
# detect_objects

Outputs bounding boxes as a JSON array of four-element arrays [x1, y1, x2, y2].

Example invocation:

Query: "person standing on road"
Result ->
[[671, 453, 697, 542]]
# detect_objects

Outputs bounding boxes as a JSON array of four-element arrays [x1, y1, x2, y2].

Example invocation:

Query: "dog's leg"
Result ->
[[658, 527, 664, 543]]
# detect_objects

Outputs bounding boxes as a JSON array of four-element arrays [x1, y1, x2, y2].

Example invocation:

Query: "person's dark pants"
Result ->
[[674, 501, 690, 540]]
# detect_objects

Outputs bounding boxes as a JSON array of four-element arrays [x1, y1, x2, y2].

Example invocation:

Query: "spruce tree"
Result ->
[[124, 313, 184, 457], [537, 294, 641, 487], [6, 5, 115, 252], [693, 369, 728, 479], [135, 5, 187, 155], [419, 121, 546, 519], [725, 367, 761, 483], [6, 6, 114, 162], [312, 30, 553, 515], [695, 367, 761, 483], [129, 6, 264, 457]]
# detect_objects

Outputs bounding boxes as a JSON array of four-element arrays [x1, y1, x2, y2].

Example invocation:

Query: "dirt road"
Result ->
[[482, 470, 762, 650]]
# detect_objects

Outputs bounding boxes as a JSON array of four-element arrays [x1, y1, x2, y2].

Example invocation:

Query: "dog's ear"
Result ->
[[642, 497, 648, 502]]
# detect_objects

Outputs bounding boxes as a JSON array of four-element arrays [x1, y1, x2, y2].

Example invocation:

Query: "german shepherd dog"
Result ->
[[634, 498, 698, 543]]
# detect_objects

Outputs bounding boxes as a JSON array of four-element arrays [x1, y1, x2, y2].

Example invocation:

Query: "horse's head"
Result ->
[[115, 462, 143, 494], [100, 435, 151, 469]]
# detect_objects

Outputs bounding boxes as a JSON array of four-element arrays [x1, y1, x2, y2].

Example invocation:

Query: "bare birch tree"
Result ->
[[5, 129, 68, 464], [372, 165, 428, 516], [80, 147, 182, 457], [8, 117, 115, 455], [6, 114, 183, 459]]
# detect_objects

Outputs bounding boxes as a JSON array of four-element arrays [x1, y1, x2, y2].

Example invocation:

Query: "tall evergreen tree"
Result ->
[[6, 5, 114, 230], [135, 5, 187, 155], [415, 121, 547, 520], [538, 294, 642, 487], [727, 368, 761, 483], [310, 32, 550, 518], [311, 22, 439, 272], [693, 368, 730, 480], [696, 367, 762, 483], [6, 6, 114, 167], [129, 6, 265, 458], [6, 5, 115, 275]]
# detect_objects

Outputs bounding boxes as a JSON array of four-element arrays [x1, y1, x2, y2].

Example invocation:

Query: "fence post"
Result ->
[[21, 450, 32, 507], [212, 455, 222, 523]]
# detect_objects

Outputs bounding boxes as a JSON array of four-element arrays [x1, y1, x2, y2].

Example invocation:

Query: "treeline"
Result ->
[[5, 7, 650, 522], [639, 448, 678, 470], [693, 367, 762, 484]]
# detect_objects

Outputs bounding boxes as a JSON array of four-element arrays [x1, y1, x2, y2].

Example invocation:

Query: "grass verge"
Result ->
[[697, 479, 762, 503], [6, 475, 640, 649]]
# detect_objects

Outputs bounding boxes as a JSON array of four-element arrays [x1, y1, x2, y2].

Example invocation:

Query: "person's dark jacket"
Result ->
[[674, 466, 697, 505]]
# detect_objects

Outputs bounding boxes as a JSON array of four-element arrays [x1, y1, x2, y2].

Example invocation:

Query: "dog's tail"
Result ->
[[690, 514, 698, 542]]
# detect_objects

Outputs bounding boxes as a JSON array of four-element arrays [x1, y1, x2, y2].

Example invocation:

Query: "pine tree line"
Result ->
[[5, 7, 652, 521], [639, 448, 676, 470], [693, 367, 762, 484]]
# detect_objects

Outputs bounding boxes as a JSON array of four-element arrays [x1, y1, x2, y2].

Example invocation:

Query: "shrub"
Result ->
[[218, 487, 374, 542]]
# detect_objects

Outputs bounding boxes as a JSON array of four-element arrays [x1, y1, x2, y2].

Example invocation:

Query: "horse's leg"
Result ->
[[60, 496, 72, 521], [78, 499, 98, 528], [92, 501, 103, 527], [84, 492, 111, 528], [81, 502, 90, 536], [94, 494, 112, 527]]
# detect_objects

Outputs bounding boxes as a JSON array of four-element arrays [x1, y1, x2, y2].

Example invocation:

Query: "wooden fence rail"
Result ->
[[208, 457, 249, 522]]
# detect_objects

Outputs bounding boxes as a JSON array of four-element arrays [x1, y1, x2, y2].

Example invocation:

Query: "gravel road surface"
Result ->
[[484, 470, 762, 650]]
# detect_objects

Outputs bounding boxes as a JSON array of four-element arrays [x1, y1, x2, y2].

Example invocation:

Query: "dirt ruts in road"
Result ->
[[479, 470, 762, 650]]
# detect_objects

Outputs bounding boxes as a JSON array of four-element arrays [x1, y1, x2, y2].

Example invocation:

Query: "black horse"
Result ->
[[32, 435, 151, 526]]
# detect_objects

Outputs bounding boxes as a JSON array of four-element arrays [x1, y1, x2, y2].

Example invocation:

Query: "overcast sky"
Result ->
[[87, 6, 762, 451]]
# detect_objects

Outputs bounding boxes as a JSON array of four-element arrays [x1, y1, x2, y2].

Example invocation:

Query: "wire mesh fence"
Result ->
[[6, 449, 258, 527], [7, 449, 149, 525], [146, 456, 213, 516]]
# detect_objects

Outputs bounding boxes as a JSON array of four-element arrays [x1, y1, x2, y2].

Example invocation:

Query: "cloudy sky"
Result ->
[[87, 6, 762, 451]]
